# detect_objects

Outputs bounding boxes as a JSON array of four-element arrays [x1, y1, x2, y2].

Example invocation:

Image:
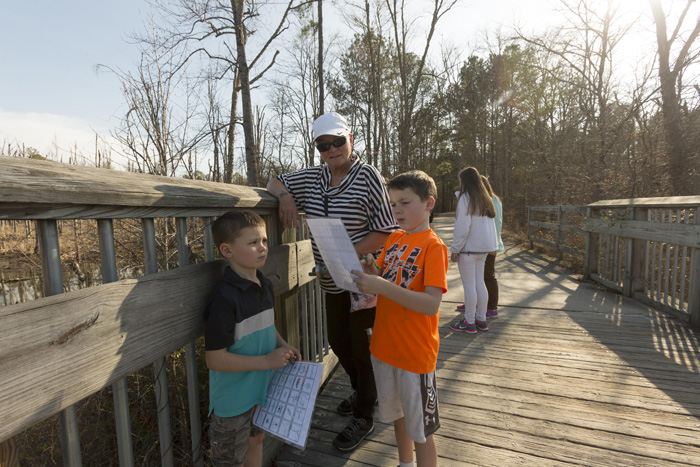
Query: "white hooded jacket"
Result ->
[[449, 191, 498, 254]]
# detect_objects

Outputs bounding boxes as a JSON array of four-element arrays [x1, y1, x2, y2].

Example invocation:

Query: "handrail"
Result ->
[[0, 156, 331, 466], [528, 205, 587, 259], [528, 197, 700, 330]]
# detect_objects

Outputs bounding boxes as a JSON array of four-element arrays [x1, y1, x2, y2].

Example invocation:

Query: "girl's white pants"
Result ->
[[457, 253, 488, 323]]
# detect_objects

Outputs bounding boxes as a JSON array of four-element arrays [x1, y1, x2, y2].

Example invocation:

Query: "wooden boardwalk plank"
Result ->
[[274, 215, 700, 466]]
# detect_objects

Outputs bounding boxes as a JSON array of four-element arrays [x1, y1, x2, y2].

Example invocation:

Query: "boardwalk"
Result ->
[[274, 214, 700, 466]]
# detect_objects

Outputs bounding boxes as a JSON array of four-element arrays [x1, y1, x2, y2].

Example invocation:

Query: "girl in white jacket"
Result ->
[[449, 167, 498, 334]]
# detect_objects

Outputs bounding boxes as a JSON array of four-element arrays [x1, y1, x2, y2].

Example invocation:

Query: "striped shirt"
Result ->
[[278, 157, 398, 293]]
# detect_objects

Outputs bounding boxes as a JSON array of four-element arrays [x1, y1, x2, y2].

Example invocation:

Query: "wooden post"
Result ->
[[690, 206, 700, 331], [557, 206, 564, 260], [584, 207, 591, 279], [624, 207, 648, 298], [528, 207, 534, 249], [0, 437, 18, 467], [280, 223, 301, 351], [263, 215, 293, 466]]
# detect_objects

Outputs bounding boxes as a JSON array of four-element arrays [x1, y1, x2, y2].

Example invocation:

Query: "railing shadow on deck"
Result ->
[[525, 198, 700, 418], [0, 156, 335, 466], [562, 286, 700, 415], [487, 243, 699, 420]]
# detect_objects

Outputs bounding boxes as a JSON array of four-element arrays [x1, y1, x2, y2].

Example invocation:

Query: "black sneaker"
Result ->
[[475, 319, 489, 331], [332, 417, 374, 451], [336, 391, 357, 415]]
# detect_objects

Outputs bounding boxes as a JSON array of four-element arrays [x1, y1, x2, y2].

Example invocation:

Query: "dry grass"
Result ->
[[2, 218, 214, 465]]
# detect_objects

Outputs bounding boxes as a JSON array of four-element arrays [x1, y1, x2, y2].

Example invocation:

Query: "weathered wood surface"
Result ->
[[529, 205, 588, 213], [0, 156, 276, 219], [275, 214, 700, 466], [0, 241, 314, 442], [585, 218, 700, 248], [588, 196, 700, 208], [529, 221, 585, 235]]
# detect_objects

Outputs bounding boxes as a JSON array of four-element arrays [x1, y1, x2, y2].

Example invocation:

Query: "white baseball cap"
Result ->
[[312, 112, 350, 141]]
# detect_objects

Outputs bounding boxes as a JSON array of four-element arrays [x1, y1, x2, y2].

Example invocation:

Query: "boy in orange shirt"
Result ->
[[352, 170, 448, 467]]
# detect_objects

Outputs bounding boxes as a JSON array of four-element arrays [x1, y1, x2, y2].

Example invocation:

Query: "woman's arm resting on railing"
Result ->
[[267, 177, 300, 230]]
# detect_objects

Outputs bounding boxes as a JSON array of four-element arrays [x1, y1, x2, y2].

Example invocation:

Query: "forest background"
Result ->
[[3, 0, 700, 219]]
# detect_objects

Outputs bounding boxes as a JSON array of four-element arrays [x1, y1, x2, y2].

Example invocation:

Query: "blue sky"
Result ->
[[0, 1, 652, 167], [0, 0, 149, 161]]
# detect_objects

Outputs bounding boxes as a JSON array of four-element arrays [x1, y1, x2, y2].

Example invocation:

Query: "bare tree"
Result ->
[[147, 0, 312, 186], [385, 0, 457, 172], [516, 0, 642, 199], [649, 0, 700, 194], [109, 46, 207, 177], [269, 21, 326, 168]]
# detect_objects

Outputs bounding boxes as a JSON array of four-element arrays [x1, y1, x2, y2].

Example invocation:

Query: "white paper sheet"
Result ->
[[305, 217, 363, 293], [252, 361, 323, 451]]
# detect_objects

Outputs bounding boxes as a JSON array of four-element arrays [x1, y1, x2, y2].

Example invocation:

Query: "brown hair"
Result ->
[[388, 170, 438, 203], [211, 211, 265, 253], [458, 167, 495, 218], [481, 175, 500, 202]]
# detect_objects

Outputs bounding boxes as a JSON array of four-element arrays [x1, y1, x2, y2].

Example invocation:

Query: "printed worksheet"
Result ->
[[305, 217, 363, 293], [252, 361, 324, 451]]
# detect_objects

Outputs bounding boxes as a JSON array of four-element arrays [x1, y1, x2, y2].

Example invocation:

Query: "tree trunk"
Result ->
[[225, 72, 239, 184], [232, 0, 259, 187], [649, 0, 700, 194]]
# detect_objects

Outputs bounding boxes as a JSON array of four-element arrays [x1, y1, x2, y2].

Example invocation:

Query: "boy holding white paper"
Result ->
[[204, 211, 301, 466], [352, 170, 448, 467]]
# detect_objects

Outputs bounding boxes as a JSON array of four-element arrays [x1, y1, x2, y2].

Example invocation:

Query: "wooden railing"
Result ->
[[528, 205, 587, 259], [0, 156, 334, 466], [529, 197, 700, 330]]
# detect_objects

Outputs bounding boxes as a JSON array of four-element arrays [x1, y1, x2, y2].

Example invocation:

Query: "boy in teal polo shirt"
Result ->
[[204, 211, 301, 466]]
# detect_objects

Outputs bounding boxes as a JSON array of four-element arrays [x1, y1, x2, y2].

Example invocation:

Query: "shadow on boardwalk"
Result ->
[[275, 214, 700, 466]]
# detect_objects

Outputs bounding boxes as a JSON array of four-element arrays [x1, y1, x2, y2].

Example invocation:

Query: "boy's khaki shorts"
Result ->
[[209, 406, 263, 466], [371, 355, 440, 443]]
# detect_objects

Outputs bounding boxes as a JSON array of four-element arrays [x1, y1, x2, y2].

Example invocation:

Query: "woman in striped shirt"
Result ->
[[267, 112, 397, 452]]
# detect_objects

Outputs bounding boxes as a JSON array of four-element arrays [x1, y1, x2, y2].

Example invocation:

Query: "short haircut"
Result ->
[[388, 170, 438, 202], [211, 211, 265, 251]]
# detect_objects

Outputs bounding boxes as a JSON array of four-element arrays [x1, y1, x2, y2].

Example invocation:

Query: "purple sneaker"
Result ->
[[486, 309, 498, 318], [456, 304, 465, 311], [450, 319, 476, 333]]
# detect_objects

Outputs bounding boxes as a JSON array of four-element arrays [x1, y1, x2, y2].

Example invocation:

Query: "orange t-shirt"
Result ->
[[370, 229, 448, 374]]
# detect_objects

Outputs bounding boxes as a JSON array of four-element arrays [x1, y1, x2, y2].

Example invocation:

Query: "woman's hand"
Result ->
[[451, 252, 460, 263], [351, 270, 386, 295], [267, 178, 299, 229], [278, 194, 300, 229]]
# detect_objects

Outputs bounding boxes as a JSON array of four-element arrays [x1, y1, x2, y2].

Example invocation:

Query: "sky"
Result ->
[[0, 0, 654, 169]]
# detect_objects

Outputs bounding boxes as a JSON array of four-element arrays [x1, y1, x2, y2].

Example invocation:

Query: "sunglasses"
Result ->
[[316, 136, 347, 153]]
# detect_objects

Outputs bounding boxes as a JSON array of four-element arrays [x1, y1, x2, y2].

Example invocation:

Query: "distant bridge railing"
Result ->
[[528, 205, 587, 259], [529, 197, 700, 330], [0, 156, 333, 466]]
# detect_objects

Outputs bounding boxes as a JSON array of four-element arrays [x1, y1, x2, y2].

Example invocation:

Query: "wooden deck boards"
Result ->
[[274, 215, 700, 466]]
